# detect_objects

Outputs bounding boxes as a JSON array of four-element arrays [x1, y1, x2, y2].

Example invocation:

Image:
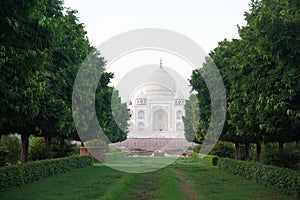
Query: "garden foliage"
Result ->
[[218, 158, 300, 198], [0, 156, 92, 190]]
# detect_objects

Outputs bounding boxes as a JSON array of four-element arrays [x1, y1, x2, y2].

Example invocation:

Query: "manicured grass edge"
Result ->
[[0, 155, 93, 190], [218, 158, 300, 198], [195, 152, 300, 198]]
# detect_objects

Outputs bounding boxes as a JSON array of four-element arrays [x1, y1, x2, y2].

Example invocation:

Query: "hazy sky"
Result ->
[[64, 0, 251, 52], [64, 0, 252, 101]]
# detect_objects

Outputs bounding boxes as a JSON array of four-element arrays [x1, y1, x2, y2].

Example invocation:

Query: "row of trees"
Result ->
[[0, 0, 130, 162], [184, 0, 300, 161]]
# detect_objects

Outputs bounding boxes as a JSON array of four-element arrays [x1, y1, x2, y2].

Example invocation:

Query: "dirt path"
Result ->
[[171, 168, 198, 200], [132, 174, 159, 200]]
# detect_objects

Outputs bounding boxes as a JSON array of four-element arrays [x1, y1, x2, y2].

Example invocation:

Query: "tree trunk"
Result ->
[[44, 135, 52, 148], [81, 141, 84, 147], [60, 137, 65, 147], [279, 142, 284, 153], [245, 143, 250, 160], [21, 133, 29, 163], [256, 142, 261, 162], [235, 143, 240, 160]]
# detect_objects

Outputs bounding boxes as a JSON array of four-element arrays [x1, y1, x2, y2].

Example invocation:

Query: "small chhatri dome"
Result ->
[[145, 59, 177, 94], [136, 89, 147, 99], [175, 91, 184, 99]]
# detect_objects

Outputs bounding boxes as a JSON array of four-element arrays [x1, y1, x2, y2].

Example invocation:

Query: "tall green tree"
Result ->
[[189, 0, 300, 159], [72, 49, 130, 145], [189, 67, 211, 144], [183, 94, 200, 143], [36, 9, 91, 147], [209, 39, 249, 160], [237, 0, 300, 151], [1, 0, 130, 162], [0, 0, 61, 162], [96, 84, 130, 143]]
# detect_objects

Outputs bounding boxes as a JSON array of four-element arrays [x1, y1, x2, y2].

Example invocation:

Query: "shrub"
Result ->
[[0, 155, 92, 190], [209, 141, 235, 158], [191, 152, 200, 160], [193, 144, 201, 153], [29, 137, 53, 161], [202, 155, 219, 166], [218, 158, 300, 198], [186, 146, 194, 151], [51, 138, 79, 158], [0, 147, 8, 167], [262, 148, 300, 169], [191, 153, 219, 166], [29, 137, 79, 161], [0, 135, 21, 164]]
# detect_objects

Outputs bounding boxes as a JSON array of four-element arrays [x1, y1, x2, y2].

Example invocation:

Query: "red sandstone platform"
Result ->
[[114, 138, 196, 151]]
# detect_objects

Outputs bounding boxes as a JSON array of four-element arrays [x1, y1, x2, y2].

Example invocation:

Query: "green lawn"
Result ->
[[0, 165, 126, 200], [0, 157, 296, 200], [105, 156, 177, 173]]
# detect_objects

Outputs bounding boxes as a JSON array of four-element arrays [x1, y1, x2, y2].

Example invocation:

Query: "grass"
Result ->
[[104, 156, 178, 173], [0, 164, 126, 200], [101, 168, 183, 200], [0, 157, 297, 200], [172, 158, 296, 200]]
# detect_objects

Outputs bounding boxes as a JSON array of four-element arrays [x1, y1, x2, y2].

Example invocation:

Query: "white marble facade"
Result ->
[[127, 61, 185, 138]]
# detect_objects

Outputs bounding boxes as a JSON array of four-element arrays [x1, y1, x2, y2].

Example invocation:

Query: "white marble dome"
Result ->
[[144, 66, 177, 95]]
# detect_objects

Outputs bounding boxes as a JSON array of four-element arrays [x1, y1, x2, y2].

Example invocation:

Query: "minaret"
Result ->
[[160, 58, 163, 69]]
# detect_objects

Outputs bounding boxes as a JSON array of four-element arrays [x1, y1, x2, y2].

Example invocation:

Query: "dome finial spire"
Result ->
[[160, 58, 163, 69]]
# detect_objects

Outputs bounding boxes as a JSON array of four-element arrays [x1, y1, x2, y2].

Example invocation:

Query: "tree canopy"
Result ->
[[0, 0, 129, 162], [188, 0, 300, 158]]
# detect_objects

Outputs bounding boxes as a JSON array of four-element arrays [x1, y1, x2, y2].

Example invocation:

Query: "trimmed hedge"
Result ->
[[202, 155, 219, 166], [191, 152, 200, 160], [197, 154, 219, 166], [0, 155, 92, 190], [218, 158, 300, 198], [192, 153, 219, 166]]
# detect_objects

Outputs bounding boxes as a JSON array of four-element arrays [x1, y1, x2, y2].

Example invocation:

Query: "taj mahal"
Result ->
[[127, 59, 185, 139]]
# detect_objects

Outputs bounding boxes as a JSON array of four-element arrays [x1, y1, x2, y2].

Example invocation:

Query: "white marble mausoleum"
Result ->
[[127, 60, 185, 139]]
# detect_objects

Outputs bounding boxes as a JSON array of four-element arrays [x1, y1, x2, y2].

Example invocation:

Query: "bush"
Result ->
[[0, 148, 8, 167], [202, 155, 219, 166], [262, 148, 300, 169], [209, 141, 235, 158], [29, 137, 79, 161], [193, 144, 201, 153], [29, 137, 53, 161], [51, 138, 79, 158], [218, 158, 300, 198], [0, 135, 21, 164], [186, 146, 194, 151], [191, 153, 219, 166], [0, 155, 92, 190], [191, 152, 200, 160]]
